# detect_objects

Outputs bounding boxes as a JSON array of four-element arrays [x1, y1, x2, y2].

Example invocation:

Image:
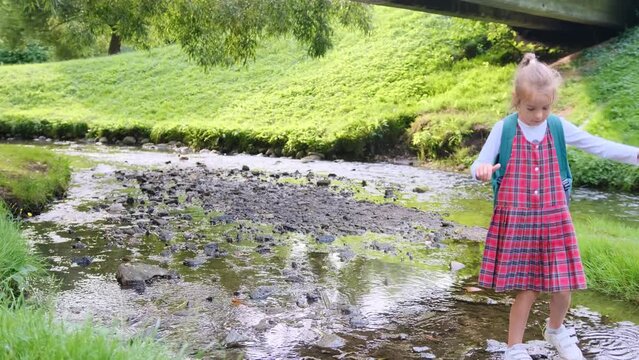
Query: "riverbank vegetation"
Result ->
[[576, 217, 639, 303], [0, 144, 71, 215], [1, 7, 637, 190]]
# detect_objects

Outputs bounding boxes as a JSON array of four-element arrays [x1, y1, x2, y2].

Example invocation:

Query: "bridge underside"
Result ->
[[357, 0, 639, 31]]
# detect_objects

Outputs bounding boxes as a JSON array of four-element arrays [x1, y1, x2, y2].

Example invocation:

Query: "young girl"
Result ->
[[471, 53, 639, 360]]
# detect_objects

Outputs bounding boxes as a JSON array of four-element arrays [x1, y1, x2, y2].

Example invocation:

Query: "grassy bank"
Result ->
[[0, 305, 176, 360], [575, 217, 639, 303], [0, 8, 522, 159], [0, 6, 637, 189], [0, 144, 71, 214], [0, 203, 43, 304]]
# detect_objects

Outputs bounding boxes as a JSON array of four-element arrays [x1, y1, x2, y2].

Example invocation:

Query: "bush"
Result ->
[[568, 148, 639, 191], [0, 43, 49, 65]]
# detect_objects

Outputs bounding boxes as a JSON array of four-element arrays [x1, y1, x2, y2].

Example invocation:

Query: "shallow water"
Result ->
[[18, 144, 639, 359]]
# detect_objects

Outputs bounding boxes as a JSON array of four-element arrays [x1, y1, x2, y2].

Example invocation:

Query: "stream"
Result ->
[[20, 143, 639, 359]]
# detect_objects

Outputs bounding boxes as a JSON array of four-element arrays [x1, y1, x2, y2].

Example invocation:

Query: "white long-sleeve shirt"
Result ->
[[471, 116, 639, 179]]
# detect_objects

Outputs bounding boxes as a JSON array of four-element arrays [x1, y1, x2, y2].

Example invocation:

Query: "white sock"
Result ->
[[546, 324, 564, 334]]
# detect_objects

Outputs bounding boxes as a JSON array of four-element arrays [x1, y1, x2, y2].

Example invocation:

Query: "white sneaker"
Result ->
[[544, 325, 584, 360], [504, 344, 532, 360]]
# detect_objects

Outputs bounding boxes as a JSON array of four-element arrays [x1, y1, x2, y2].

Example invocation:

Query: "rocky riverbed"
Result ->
[[20, 144, 639, 359]]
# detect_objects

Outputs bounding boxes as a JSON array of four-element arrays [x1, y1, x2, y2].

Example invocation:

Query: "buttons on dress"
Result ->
[[533, 190, 539, 195], [535, 167, 539, 172]]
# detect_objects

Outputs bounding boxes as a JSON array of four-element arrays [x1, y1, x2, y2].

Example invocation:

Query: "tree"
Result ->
[[1, 0, 371, 66]]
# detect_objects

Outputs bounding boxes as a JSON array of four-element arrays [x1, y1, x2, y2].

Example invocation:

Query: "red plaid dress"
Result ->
[[478, 124, 587, 292]]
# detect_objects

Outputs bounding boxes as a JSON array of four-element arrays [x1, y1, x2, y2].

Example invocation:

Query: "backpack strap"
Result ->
[[547, 114, 572, 184], [491, 113, 573, 207], [491, 113, 518, 206]]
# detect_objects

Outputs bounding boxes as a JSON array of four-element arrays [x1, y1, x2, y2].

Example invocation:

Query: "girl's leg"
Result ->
[[548, 291, 571, 328], [508, 290, 539, 346], [545, 291, 583, 359]]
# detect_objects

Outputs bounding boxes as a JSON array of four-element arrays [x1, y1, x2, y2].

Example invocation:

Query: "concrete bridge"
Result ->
[[356, 0, 639, 31]]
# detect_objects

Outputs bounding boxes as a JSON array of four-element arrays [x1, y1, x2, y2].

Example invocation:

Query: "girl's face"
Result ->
[[516, 89, 554, 127]]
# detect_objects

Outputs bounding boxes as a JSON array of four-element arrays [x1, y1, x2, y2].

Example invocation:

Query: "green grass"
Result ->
[[0, 144, 71, 214], [558, 28, 639, 146], [0, 6, 637, 187], [575, 216, 639, 303], [0, 204, 43, 304], [0, 8, 518, 159], [0, 302, 178, 360]]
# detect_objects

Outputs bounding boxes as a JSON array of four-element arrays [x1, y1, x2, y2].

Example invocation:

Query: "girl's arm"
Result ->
[[470, 120, 504, 179], [561, 118, 639, 165]]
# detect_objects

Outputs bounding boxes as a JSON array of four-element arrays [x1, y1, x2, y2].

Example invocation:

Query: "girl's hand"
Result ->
[[476, 163, 501, 182]]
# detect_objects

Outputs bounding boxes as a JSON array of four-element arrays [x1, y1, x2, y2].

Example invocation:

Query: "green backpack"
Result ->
[[491, 113, 572, 206]]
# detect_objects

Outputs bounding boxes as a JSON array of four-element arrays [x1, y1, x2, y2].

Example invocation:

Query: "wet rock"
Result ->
[[316, 179, 331, 187], [116, 263, 178, 291], [282, 269, 304, 283], [453, 294, 500, 305], [316, 234, 336, 244], [296, 295, 309, 308], [71, 241, 87, 249], [204, 243, 219, 256], [152, 218, 168, 226], [381, 333, 409, 341], [485, 339, 550, 358], [349, 315, 369, 328], [255, 245, 271, 255], [250, 286, 275, 300], [413, 186, 429, 193], [254, 318, 277, 331], [450, 261, 465, 272], [452, 225, 487, 242], [98, 136, 108, 144], [122, 136, 137, 146], [305, 290, 321, 304], [184, 242, 198, 251], [159, 249, 172, 257], [413, 346, 431, 352], [210, 215, 235, 225], [107, 203, 125, 214], [525, 340, 552, 358], [370, 241, 395, 253], [71, 256, 93, 267], [255, 234, 274, 243], [140, 184, 156, 195], [241, 165, 250, 171], [441, 220, 453, 227], [183, 257, 206, 267], [384, 188, 396, 199], [485, 339, 506, 353], [181, 214, 193, 221], [338, 305, 361, 316], [301, 154, 322, 163], [224, 330, 250, 348], [315, 333, 346, 349], [158, 230, 174, 242], [337, 246, 356, 262]]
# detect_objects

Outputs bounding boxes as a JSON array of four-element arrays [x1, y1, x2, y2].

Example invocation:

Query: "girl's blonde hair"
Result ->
[[512, 53, 562, 108]]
